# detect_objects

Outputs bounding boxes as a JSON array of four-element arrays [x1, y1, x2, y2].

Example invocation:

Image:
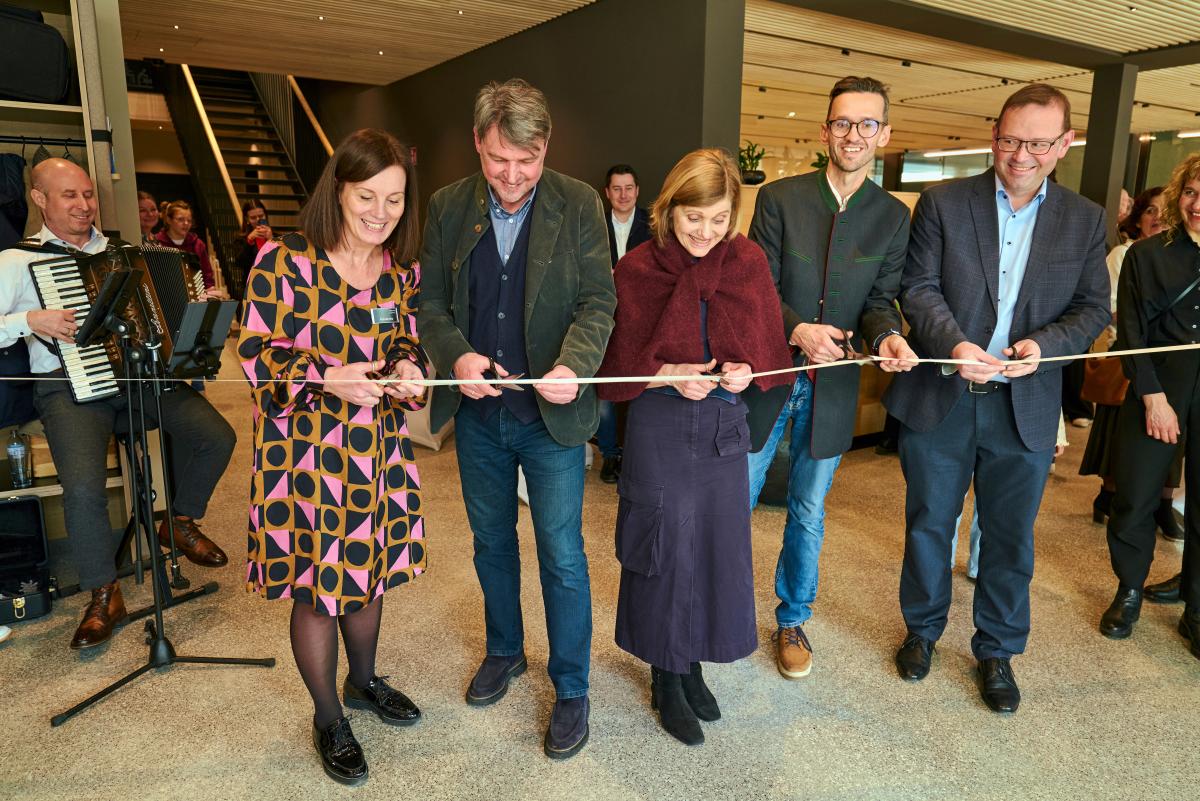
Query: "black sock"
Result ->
[[339, 595, 383, 689], [289, 601, 341, 729]]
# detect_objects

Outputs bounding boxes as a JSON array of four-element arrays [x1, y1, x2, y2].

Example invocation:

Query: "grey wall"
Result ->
[[303, 0, 745, 216]]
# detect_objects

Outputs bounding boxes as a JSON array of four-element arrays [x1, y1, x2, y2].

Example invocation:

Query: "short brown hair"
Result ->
[[163, 199, 192, 221], [1158, 152, 1200, 241], [473, 78, 551, 149], [1118, 185, 1164, 241], [827, 76, 890, 122], [298, 128, 419, 263], [649, 148, 741, 248], [997, 83, 1072, 132]]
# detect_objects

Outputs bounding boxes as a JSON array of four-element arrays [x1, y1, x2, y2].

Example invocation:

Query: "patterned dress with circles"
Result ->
[[237, 235, 426, 615]]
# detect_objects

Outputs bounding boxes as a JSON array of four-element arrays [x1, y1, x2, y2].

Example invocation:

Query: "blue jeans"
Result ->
[[454, 407, 591, 698], [951, 503, 982, 578], [748, 378, 842, 628], [596, 400, 620, 458]]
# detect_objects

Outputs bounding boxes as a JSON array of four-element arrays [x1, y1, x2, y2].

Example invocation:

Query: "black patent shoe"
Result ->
[[650, 667, 704, 746], [680, 662, 720, 721], [344, 675, 421, 726], [312, 717, 367, 786], [1145, 573, 1182, 604], [543, 695, 590, 760], [895, 632, 935, 681], [1099, 586, 1142, 639], [977, 657, 1020, 714]]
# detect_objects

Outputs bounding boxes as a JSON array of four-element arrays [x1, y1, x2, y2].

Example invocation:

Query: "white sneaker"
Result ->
[[0, 625, 11, 644]]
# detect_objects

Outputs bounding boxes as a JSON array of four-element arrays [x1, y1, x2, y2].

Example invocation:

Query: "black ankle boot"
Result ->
[[680, 662, 721, 721], [1092, 488, 1113, 523], [1099, 586, 1143, 639], [1155, 500, 1184, 542], [650, 666, 704, 745]]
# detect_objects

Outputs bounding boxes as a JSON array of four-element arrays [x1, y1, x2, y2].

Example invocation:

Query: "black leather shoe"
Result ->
[[343, 675, 421, 726], [312, 717, 367, 786], [977, 657, 1020, 713], [680, 661, 720, 721], [1145, 573, 1182, 604], [1099, 586, 1142, 639], [600, 456, 620, 484], [1179, 608, 1200, 660], [895, 633, 935, 681], [543, 695, 589, 759], [466, 652, 527, 706], [650, 667, 704, 746]]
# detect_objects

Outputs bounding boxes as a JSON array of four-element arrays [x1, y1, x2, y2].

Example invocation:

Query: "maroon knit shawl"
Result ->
[[597, 233, 793, 402]]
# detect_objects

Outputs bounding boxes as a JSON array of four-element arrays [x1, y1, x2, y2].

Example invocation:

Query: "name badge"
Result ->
[[371, 307, 399, 325]]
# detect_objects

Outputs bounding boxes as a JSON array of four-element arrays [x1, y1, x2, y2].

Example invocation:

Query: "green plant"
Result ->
[[738, 140, 765, 172], [810, 152, 829, 171]]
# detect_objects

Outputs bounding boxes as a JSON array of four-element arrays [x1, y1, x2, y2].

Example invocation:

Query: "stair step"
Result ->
[[217, 133, 282, 144], [212, 124, 267, 134], [221, 147, 286, 157], [226, 158, 292, 168], [198, 88, 256, 99], [237, 192, 303, 201], [230, 176, 302, 186], [204, 101, 263, 113], [208, 111, 271, 121]]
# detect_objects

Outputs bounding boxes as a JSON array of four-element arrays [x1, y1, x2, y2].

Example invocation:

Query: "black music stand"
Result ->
[[51, 276, 274, 728], [167, 299, 238, 379]]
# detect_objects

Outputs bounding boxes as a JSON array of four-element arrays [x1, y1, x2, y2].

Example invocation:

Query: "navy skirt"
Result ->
[[613, 391, 757, 673]]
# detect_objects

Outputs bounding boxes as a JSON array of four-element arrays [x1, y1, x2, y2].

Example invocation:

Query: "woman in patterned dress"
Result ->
[[237, 129, 426, 786]]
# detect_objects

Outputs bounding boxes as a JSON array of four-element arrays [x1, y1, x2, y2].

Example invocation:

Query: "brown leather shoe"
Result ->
[[773, 625, 813, 679], [158, 516, 228, 567], [70, 582, 127, 650]]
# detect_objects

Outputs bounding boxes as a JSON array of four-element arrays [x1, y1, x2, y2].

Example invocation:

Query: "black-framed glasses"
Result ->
[[993, 133, 1066, 155], [825, 118, 883, 139]]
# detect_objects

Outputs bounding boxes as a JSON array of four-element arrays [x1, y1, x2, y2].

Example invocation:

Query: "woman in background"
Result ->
[[154, 200, 216, 290], [137, 190, 159, 243], [234, 198, 273, 292]]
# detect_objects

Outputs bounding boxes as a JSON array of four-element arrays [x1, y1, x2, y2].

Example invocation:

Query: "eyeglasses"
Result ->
[[825, 118, 883, 139], [993, 133, 1066, 155]]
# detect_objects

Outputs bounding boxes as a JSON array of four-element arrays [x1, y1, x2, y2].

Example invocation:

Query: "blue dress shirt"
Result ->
[[486, 184, 537, 265], [986, 176, 1047, 383]]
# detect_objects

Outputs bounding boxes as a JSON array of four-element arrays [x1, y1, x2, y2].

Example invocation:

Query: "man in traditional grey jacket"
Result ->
[[748, 75, 916, 681]]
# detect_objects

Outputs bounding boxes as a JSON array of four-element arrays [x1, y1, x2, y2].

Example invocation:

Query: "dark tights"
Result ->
[[289, 595, 384, 728]]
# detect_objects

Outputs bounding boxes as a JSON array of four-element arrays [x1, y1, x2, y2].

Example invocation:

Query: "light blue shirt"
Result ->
[[486, 184, 537, 265], [986, 176, 1047, 383]]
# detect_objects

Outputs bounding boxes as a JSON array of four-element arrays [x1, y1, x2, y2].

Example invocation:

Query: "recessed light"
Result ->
[[458, 9, 464, 14], [173, 24, 179, 30], [158, 47, 164, 52], [787, 111, 796, 118], [378, 50, 384, 55], [318, 15, 324, 20], [901, 60, 911, 67], [157, 125, 163, 130], [841, 48, 850, 56]]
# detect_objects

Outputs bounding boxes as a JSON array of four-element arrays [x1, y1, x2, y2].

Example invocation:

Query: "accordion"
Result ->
[[27, 243, 209, 403]]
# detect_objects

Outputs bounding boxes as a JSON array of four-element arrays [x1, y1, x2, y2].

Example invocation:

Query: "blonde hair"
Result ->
[[473, 78, 551, 149], [1159, 152, 1200, 242], [163, 199, 192, 221], [649, 148, 741, 248]]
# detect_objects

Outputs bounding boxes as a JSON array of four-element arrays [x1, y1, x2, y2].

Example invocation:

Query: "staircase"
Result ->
[[188, 67, 305, 236]]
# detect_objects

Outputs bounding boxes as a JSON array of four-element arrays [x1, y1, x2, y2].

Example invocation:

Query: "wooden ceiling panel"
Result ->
[[909, 0, 1200, 54], [120, 1, 593, 85]]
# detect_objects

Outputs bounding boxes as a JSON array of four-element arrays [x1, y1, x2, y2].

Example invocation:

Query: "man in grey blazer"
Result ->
[[884, 84, 1110, 713]]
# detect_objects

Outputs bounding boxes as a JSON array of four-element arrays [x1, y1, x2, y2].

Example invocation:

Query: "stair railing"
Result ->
[[249, 72, 333, 196], [158, 63, 245, 296]]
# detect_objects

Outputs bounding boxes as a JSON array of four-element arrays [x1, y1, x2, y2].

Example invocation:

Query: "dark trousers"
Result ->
[[1107, 352, 1200, 607], [898, 386, 1054, 659], [33, 377, 236, 591], [1061, 359, 1093, 421]]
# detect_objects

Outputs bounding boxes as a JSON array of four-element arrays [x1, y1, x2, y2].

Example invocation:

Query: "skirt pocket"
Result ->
[[614, 475, 665, 576], [714, 403, 751, 456]]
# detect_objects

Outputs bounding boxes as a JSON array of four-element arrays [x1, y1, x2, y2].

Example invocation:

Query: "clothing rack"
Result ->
[[0, 134, 88, 148]]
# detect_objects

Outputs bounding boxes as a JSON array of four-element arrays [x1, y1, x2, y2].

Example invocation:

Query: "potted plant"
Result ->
[[738, 140, 766, 185]]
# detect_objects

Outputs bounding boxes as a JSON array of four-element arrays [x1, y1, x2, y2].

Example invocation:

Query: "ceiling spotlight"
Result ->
[[787, 111, 796, 118], [157, 125, 163, 130], [758, 85, 766, 92], [757, 115, 764, 120], [841, 48, 850, 56], [1001, 78, 1009, 85], [1141, 102, 1151, 108], [458, 9, 464, 13], [794, 138, 800, 143], [173, 24, 179, 29], [1128, 4, 1136, 10], [318, 15, 324, 20], [901, 60, 911, 67], [378, 50, 384, 55], [158, 47, 164, 52]]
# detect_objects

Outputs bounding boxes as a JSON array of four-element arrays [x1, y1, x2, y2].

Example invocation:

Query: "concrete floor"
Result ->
[[0, 354, 1194, 801]]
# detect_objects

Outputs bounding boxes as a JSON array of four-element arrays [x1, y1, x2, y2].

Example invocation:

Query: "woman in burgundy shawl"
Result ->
[[597, 149, 792, 746]]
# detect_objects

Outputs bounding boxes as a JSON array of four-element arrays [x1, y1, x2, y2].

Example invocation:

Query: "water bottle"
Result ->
[[6, 430, 30, 489]]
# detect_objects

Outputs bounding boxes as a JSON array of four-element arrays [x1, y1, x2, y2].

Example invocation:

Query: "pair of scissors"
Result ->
[[831, 326, 860, 361], [484, 357, 525, 392]]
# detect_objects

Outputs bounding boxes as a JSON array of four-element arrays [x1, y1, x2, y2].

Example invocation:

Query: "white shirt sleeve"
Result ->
[[0, 249, 40, 347]]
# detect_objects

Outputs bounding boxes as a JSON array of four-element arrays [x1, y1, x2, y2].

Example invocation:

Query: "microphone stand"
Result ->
[[51, 296, 274, 727]]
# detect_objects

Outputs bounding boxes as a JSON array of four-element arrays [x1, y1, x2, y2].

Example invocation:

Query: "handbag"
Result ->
[[1081, 353, 1128, 406]]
